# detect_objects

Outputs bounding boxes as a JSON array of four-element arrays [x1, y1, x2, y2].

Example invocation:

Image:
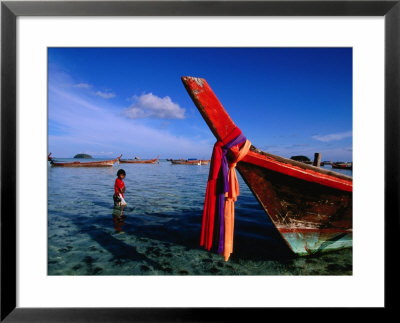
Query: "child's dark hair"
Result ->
[[117, 169, 126, 177]]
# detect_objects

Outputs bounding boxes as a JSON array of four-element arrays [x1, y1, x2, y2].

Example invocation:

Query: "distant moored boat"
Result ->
[[119, 156, 159, 164], [332, 162, 352, 170], [170, 159, 201, 165], [50, 155, 122, 167]]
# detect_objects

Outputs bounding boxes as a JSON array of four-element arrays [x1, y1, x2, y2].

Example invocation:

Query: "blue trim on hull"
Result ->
[[282, 232, 352, 256]]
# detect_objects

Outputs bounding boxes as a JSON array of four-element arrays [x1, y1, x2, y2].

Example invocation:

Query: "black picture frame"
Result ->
[[1, 0, 398, 321]]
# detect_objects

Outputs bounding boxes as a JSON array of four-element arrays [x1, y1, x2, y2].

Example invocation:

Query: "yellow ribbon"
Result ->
[[223, 140, 251, 261]]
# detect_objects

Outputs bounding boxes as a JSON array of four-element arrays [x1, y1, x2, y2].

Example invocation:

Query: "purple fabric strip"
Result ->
[[217, 191, 225, 253], [222, 133, 247, 192], [216, 133, 247, 254]]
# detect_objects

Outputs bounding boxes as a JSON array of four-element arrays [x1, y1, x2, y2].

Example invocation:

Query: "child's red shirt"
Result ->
[[114, 178, 125, 197]]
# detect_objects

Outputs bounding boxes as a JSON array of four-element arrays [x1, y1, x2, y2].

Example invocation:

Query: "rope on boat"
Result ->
[[200, 127, 251, 261]]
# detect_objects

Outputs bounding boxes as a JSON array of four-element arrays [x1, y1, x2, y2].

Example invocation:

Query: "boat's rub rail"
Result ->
[[249, 146, 352, 181], [231, 145, 352, 192]]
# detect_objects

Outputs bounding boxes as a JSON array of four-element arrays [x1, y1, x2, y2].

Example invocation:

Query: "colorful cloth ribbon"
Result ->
[[223, 139, 251, 261], [200, 127, 251, 261]]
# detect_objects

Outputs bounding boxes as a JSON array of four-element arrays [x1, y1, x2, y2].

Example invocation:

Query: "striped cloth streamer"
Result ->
[[200, 127, 250, 261], [223, 139, 251, 261]]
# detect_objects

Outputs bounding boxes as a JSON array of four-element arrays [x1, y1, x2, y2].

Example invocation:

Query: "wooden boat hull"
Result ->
[[181, 76, 353, 256], [51, 155, 121, 167], [236, 157, 352, 255], [170, 160, 201, 165], [332, 163, 352, 170], [51, 161, 115, 167], [120, 158, 158, 164]]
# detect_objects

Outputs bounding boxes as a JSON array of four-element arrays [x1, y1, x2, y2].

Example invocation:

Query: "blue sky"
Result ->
[[48, 48, 352, 161]]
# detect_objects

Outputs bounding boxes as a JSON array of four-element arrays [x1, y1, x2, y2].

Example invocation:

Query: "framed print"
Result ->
[[1, 0, 398, 320]]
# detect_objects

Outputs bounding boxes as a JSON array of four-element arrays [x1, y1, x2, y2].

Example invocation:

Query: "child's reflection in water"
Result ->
[[112, 205, 126, 233]]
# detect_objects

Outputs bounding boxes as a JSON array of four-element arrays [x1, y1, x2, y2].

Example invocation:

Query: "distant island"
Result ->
[[290, 155, 311, 163], [73, 153, 92, 159]]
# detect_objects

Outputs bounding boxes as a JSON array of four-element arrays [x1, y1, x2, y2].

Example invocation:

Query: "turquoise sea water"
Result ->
[[48, 160, 352, 275]]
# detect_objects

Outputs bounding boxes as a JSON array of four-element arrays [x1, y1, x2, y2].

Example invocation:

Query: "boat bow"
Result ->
[[181, 76, 352, 192], [182, 76, 353, 256]]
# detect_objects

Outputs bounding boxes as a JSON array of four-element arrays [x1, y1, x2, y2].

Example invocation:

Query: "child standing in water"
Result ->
[[114, 169, 127, 207]]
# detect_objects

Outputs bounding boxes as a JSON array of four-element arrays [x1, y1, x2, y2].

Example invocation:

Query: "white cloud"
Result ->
[[50, 86, 100, 111], [95, 90, 116, 99], [73, 83, 115, 99], [72, 82, 115, 99], [124, 93, 185, 119], [312, 131, 352, 142], [73, 83, 92, 89]]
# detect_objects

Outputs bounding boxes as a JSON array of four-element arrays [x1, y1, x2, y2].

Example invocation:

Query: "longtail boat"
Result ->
[[182, 76, 352, 256], [200, 160, 211, 165], [170, 159, 201, 165], [48, 153, 53, 161], [50, 155, 122, 167], [120, 156, 159, 164], [332, 162, 353, 170]]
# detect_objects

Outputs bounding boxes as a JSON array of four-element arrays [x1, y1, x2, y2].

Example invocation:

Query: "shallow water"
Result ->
[[48, 160, 352, 275]]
